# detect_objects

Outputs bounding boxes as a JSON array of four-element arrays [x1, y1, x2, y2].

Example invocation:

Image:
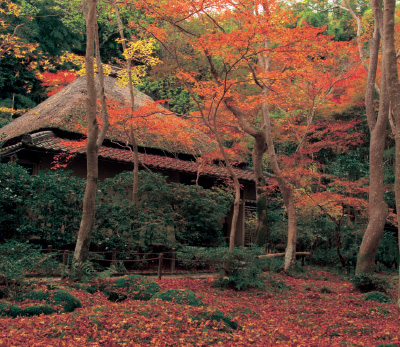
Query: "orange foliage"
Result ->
[[38, 71, 78, 96]]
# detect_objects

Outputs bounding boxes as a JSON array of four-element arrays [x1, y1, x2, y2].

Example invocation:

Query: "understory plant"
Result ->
[[0, 240, 60, 299], [178, 246, 267, 290]]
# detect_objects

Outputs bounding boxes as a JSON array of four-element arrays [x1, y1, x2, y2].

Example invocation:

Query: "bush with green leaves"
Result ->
[[210, 247, 267, 291], [376, 231, 399, 268], [352, 274, 390, 293], [19, 289, 82, 313], [94, 171, 233, 251], [152, 289, 204, 306], [0, 240, 60, 298], [364, 291, 391, 304], [0, 164, 233, 252], [18, 170, 84, 248], [101, 275, 160, 302], [191, 309, 239, 330], [1, 289, 81, 318], [176, 246, 213, 270], [178, 246, 266, 290], [0, 163, 32, 239]]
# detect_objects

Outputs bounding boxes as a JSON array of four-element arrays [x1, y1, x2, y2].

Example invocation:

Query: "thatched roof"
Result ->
[[0, 75, 215, 155]]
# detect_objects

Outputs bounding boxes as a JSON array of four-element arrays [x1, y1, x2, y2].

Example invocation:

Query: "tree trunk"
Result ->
[[252, 135, 269, 246], [380, 0, 400, 306], [112, 0, 139, 207], [74, 0, 99, 264], [260, 85, 297, 271], [356, 0, 388, 275]]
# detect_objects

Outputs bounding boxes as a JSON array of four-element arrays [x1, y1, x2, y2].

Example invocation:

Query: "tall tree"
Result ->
[[382, 0, 400, 306], [355, 0, 389, 275], [73, 0, 109, 265]]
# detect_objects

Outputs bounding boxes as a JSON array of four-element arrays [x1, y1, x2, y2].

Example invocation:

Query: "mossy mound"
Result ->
[[191, 309, 239, 330], [71, 283, 98, 294], [152, 289, 204, 306], [102, 275, 160, 302], [364, 291, 391, 304], [0, 290, 81, 317]]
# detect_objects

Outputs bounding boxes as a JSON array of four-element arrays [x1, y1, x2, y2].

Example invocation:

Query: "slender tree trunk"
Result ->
[[356, 0, 388, 275], [262, 96, 297, 270], [201, 103, 241, 251], [252, 136, 269, 246], [380, 0, 400, 306], [74, 0, 100, 264], [112, 0, 139, 207]]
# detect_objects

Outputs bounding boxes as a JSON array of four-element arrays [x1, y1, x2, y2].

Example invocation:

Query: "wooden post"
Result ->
[[171, 248, 176, 273], [112, 248, 117, 265], [63, 251, 69, 266], [47, 245, 53, 253], [158, 253, 163, 280]]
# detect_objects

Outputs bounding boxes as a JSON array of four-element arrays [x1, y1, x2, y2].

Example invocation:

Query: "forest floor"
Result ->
[[1, 268, 399, 346]]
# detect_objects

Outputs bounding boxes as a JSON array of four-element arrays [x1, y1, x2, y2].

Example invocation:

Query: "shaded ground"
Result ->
[[1, 269, 399, 346]]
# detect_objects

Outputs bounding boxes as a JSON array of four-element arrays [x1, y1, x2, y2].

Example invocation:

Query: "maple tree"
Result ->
[[130, 0, 364, 269]]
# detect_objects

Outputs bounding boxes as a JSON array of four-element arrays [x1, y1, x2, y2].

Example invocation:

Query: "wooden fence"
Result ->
[[43, 246, 178, 279]]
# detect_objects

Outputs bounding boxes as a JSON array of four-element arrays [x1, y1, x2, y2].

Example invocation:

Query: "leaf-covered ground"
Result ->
[[1, 270, 399, 346]]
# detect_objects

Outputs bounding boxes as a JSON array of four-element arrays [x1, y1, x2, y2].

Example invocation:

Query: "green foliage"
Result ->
[[261, 258, 284, 273], [1, 289, 81, 317], [264, 274, 291, 293], [22, 304, 54, 316], [94, 171, 232, 251], [376, 232, 399, 267], [71, 283, 98, 294], [176, 246, 211, 269], [137, 76, 196, 115], [0, 301, 22, 318], [211, 247, 267, 291], [51, 290, 82, 312], [0, 240, 60, 298], [20, 289, 81, 313], [0, 166, 231, 252], [352, 274, 390, 293], [0, 163, 32, 238], [152, 289, 204, 306], [364, 291, 391, 304], [101, 275, 160, 302], [18, 170, 84, 247], [178, 246, 266, 290], [191, 309, 239, 330]]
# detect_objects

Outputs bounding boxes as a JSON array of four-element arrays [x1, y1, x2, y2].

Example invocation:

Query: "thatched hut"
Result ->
[[0, 75, 257, 245]]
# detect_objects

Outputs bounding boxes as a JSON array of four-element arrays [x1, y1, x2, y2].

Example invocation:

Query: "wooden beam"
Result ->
[[258, 252, 311, 259]]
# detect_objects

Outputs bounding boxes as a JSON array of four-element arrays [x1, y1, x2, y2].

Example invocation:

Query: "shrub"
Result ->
[[265, 274, 291, 293], [152, 289, 203, 306], [51, 290, 82, 312], [101, 275, 160, 302], [352, 274, 389, 293], [0, 240, 60, 298], [364, 291, 391, 304], [176, 246, 211, 270], [209, 247, 267, 290], [0, 163, 32, 239], [17, 170, 84, 248], [22, 305, 54, 316], [18, 290, 81, 313], [71, 283, 98, 294], [191, 309, 239, 330], [94, 171, 233, 252], [0, 289, 81, 317], [0, 301, 22, 317]]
